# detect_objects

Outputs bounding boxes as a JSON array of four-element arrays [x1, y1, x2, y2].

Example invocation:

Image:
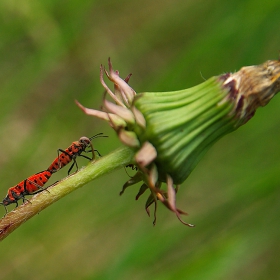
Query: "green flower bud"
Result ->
[[134, 76, 237, 184], [76, 58, 280, 225]]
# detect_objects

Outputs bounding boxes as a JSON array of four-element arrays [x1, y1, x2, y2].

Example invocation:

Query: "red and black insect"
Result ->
[[0, 133, 106, 215], [0, 170, 52, 215], [47, 133, 107, 175]]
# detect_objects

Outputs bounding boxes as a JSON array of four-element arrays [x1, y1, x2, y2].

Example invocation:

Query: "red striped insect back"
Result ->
[[48, 133, 107, 175], [0, 170, 52, 215]]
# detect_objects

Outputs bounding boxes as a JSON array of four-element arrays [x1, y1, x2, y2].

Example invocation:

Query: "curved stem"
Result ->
[[0, 146, 135, 241]]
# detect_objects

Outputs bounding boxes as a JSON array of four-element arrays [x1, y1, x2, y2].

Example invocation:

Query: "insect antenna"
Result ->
[[89, 133, 108, 141]]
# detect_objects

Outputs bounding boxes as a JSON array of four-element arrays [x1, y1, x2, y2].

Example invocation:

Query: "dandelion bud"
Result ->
[[77, 58, 280, 225]]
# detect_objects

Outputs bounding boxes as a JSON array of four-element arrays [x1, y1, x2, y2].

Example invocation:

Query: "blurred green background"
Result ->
[[1, 0, 280, 279]]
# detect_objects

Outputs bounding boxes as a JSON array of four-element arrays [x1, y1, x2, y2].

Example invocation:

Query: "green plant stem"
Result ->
[[0, 146, 135, 241]]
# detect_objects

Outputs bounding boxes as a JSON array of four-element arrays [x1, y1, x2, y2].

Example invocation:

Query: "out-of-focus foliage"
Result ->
[[0, 0, 280, 279]]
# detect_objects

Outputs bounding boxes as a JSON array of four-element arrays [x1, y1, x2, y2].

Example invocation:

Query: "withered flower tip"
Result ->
[[76, 58, 280, 226]]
